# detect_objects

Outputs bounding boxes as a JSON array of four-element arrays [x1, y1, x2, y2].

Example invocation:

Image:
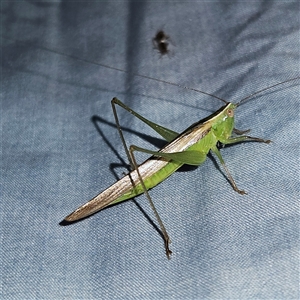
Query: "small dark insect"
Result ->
[[152, 30, 171, 56]]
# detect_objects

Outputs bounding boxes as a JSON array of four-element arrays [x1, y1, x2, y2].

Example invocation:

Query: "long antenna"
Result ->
[[237, 77, 300, 106], [6, 38, 299, 105], [5, 37, 228, 104]]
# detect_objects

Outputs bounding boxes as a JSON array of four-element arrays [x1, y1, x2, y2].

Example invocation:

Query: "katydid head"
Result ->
[[206, 102, 237, 140], [220, 103, 236, 137]]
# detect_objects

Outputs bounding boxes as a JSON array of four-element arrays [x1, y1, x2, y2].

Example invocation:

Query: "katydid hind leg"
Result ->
[[112, 97, 179, 143], [111, 98, 134, 169], [111, 97, 206, 257], [111, 98, 173, 258], [129, 145, 172, 259]]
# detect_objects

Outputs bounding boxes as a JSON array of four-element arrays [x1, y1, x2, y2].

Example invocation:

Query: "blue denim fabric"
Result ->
[[2, 1, 299, 299]]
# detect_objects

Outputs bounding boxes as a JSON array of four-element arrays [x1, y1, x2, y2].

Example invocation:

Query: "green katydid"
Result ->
[[64, 76, 299, 258]]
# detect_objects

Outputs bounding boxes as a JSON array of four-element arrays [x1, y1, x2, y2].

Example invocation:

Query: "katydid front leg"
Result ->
[[223, 135, 271, 145], [214, 133, 271, 194], [233, 128, 251, 135], [211, 145, 246, 195]]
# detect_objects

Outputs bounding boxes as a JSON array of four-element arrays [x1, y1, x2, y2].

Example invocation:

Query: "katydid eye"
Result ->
[[227, 109, 234, 117]]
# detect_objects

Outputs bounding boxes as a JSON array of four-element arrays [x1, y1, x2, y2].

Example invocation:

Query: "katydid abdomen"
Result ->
[[64, 158, 183, 222]]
